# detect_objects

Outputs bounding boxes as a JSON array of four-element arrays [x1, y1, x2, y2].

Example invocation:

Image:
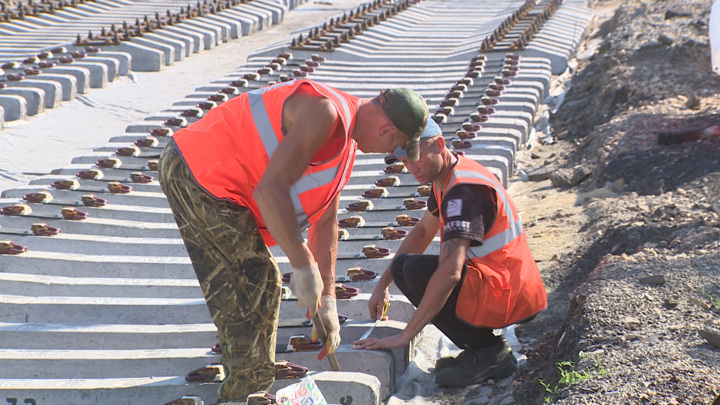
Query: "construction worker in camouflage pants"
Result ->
[[159, 142, 281, 398], [157, 79, 429, 402]]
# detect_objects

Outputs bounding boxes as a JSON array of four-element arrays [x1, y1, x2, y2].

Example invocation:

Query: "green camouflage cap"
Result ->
[[380, 88, 429, 161]]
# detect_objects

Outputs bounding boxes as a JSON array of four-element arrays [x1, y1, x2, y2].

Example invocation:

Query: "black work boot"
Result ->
[[434, 336, 512, 373], [434, 338, 516, 387]]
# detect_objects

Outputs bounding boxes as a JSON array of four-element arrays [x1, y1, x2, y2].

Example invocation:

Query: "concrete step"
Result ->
[[0, 371, 382, 405], [0, 292, 415, 325]]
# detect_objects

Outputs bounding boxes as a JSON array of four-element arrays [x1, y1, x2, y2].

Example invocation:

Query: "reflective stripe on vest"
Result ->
[[448, 169, 525, 259], [247, 82, 347, 228], [174, 79, 359, 246], [440, 156, 547, 328]]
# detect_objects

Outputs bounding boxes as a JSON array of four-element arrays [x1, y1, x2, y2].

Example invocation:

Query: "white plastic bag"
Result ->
[[274, 375, 328, 405]]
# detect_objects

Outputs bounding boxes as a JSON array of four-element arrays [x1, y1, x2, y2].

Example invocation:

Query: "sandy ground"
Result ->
[[0, 0, 363, 193]]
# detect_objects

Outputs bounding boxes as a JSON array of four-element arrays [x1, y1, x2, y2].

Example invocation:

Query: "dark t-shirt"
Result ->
[[427, 184, 498, 247]]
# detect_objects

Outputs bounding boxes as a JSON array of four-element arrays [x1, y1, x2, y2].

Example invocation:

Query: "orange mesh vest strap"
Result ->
[[173, 79, 359, 246], [434, 156, 547, 328]]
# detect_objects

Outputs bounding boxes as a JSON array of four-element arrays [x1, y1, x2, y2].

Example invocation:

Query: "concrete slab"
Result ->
[[140, 32, 188, 62], [0, 94, 27, 122], [6, 79, 62, 109], [101, 42, 164, 72], [0, 272, 201, 298], [0, 371, 381, 405], [221, 8, 260, 36], [44, 66, 90, 94], [69, 61, 110, 89], [4, 232, 187, 256], [85, 52, 131, 76], [33, 72, 78, 101], [0, 322, 215, 350], [129, 37, 176, 67], [0, 87, 44, 116]]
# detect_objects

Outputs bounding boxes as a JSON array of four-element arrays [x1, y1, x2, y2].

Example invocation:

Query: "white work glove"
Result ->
[[312, 295, 341, 360], [290, 263, 323, 318]]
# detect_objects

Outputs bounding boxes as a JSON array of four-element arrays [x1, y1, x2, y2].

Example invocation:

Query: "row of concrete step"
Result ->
[[0, 0, 593, 403], [0, 0, 301, 127]]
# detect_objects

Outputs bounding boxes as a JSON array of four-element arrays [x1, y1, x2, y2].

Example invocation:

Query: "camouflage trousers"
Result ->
[[158, 139, 281, 402]]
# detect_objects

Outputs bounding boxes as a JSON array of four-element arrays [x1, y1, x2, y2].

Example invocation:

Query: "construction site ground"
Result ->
[[1, 0, 719, 404]]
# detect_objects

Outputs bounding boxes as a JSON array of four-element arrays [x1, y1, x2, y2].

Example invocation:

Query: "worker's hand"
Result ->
[[290, 263, 323, 319], [312, 295, 341, 360], [368, 284, 390, 321], [353, 333, 411, 350]]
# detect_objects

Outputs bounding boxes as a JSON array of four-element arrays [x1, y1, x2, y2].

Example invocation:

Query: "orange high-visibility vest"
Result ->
[[434, 156, 547, 328], [174, 79, 359, 246]]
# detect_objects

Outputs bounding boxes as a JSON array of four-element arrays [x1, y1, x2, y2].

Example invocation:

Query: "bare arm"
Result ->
[[253, 92, 338, 268], [357, 233, 468, 349], [368, 210, 440, 319], [307, 194, 340, 296]]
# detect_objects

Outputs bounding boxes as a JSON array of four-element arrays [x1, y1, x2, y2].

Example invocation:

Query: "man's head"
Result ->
[[384, 118, 442, 165], [379, 88, 429, 161]]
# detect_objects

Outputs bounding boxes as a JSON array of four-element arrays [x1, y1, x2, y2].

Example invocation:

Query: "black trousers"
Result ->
[[391, 253, 501, 350]]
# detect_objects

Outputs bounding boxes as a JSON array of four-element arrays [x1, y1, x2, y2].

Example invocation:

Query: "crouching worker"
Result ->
[[354, 119, 547, 387], [158, 79, 429, 402]]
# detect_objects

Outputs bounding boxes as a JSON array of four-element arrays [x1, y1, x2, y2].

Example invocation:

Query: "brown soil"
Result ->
[[430, 1, 720, 404]]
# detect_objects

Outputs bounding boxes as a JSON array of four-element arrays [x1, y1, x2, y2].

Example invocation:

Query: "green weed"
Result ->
[[703, 287, 720, 308], [538, 354, 607, 404]]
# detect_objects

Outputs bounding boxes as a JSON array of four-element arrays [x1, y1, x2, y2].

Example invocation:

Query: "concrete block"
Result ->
[[84, 55, 123, 79], [220, 8, 259, 36], [0, 87, 44, 116], [177, 20, 221, 48], [35, 73, 78, 101], [71, 61, 110, 89], [0, 294, 209, 325], [140, 32, 187, 62], [281, 293, 415, 324], [250, 0, 287, 25], [2, 187, 170, 209], [45, 66, 91, 94], [0, 94, 27, 121], [273, 371, 382, 405], [86, 52, 130, 76], [201, 13, 243, 39], [0, 251, 192, 278], [195, 16, 232, 42], [162, 26, 204, 53], [0, 199, 173, 224], [276, 318, 414, 377], [0, 322, 215, 351], [274, 347, 395, 399], [102, 42, 164, 72], [4, 231, 187, 256], [0, 348, 216, 379], [7, 79, 62, 108], [0, 371, 381, 405], [168, 23, 217, 51], [147, 30, 193, 58], [0, 206, 179, 236], [129, 37, 175, 67], [235, 2, 274, 30], [0, 272, 201, 299]]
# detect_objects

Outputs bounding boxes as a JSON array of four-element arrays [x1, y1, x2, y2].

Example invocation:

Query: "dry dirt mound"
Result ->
[[509, 0, 720, 403]]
